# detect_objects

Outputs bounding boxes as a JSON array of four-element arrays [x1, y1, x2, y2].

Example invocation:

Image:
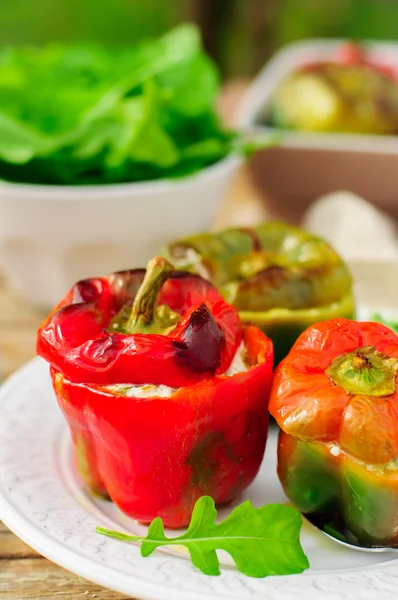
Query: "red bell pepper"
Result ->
[[38, 257, 273, 528], [269, 317, 398, 546]]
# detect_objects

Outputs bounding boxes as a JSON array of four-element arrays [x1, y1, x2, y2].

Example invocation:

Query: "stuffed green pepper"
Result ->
[[165, 222, 355, 364]]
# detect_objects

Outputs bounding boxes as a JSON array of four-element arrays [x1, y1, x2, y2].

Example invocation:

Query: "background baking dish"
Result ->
[[237, 39, 398, 223]]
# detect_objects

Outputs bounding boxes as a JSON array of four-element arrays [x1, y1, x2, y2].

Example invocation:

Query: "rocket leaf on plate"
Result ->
[[96, 495, 309, 578]]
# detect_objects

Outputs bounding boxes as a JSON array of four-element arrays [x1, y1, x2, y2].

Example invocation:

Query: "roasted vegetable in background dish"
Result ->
[[269, 46, 398, 134], [37, 257, 273, 528], [166, 222, 354, 364], [270, 317, 398, 547]]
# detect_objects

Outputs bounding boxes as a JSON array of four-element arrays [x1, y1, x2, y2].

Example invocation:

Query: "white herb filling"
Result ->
[[329, 444, 341, 457], [224, 342, 248, 376], [108, 383, 176, 398], [172, 248, 209, 279], [105, 342, 248, 398]]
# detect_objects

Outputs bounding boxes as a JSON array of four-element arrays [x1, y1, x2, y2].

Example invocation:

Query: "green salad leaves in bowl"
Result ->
[[0, 24, 236, 184], [0, 25, 255, 307]]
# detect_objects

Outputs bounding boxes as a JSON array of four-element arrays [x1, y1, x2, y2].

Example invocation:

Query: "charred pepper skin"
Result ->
[[166, 222, 354, 364], [270, 318, 398, 546], [38, 258, 274, 528], [37, 265, 242, 387]]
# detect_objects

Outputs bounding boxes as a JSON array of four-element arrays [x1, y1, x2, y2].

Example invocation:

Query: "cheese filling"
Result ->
[[105, 342, 249, 398], [172, 248, 210, 279]]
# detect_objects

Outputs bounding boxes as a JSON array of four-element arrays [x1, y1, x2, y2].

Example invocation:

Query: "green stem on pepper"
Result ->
[[110, 257, 180, 335], [326, 345, 398, 397]]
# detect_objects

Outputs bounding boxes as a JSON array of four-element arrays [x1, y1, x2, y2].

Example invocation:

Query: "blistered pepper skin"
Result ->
[[270, 318, 398, 546], [166, 222, 355, 364], [37, 269, 242, 387], [38, 260, 274, 528], [52, 325, 273, 528]]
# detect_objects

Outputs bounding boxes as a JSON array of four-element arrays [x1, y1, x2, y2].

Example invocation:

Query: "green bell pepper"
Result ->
[[165, 222, 355, 363]]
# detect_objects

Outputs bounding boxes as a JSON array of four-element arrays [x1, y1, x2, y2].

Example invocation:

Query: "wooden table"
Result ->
[[0, 163, 268, 600]]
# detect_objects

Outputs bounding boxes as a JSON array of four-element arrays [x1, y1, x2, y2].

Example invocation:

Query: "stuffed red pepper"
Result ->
[[38, 257, 273, 528]]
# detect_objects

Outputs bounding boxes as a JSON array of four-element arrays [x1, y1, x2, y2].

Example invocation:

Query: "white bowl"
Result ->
[[0, 155, 240, 308]]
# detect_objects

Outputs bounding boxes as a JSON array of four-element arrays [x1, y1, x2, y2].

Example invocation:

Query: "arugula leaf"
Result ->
[[96, 496, 309, 578], [371, 313, 398, 334]]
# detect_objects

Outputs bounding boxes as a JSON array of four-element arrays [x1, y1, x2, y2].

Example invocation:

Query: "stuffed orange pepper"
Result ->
[[270, 318, 398, 546]]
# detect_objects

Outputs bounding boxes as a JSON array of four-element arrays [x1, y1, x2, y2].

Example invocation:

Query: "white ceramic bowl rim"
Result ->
[[0, 154, 241, 200]]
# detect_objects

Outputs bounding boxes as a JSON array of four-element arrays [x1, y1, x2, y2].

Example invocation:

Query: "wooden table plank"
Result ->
[[0, 558, 132, 599], [0, 522, 40, 559], [0, 520, 131, 599]]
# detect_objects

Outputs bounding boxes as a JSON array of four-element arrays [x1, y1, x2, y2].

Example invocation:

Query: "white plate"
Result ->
[[2, 313, 398, 599]]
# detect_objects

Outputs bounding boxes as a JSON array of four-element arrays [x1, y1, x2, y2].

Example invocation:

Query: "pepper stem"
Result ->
[[351, 353, 369, 370], [121, 257, 176, 335], [326, 345, 398, 397]]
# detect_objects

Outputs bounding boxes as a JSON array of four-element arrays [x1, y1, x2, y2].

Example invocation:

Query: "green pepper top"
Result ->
[[167, 222, 352, 311], [166, 222, 355, 363]]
